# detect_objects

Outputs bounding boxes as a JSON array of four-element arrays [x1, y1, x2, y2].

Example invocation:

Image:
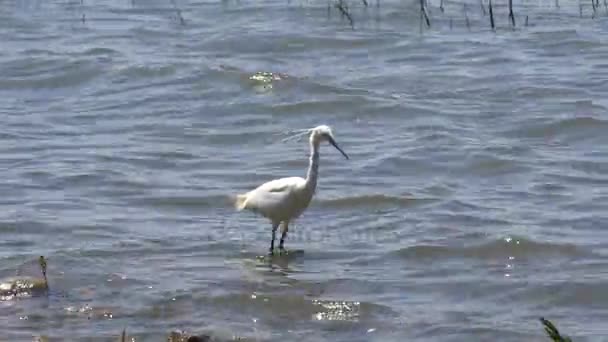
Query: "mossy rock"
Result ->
[[0, 276, 47, 299]]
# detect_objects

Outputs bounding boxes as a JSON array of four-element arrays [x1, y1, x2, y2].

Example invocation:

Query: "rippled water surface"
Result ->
[[2, 0, 608, 340]]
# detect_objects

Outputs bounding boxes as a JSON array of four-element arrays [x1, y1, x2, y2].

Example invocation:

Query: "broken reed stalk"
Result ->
[[508, 0, 515, 26], [39, 256, 48, 291], [489, 0, 495, 30], [419, 0, 431, 28], [121, 329, 126, 342], [170, 0, 186, 25], [555, 0, 559, 8], [335, 0, 354, 29], [80, 0, 86, 23], [440, 0, 445, 12], [362, 0, 368, 7], [464, 3, 471, 30], [604, 0, 608, 14], [480, 0, 486, 15], [539, 317, 573, 342]]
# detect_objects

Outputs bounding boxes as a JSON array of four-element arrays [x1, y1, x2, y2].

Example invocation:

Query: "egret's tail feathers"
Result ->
[[234, 194, 248, 211]]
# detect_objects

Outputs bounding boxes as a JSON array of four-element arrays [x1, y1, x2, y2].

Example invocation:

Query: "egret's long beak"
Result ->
[[328, 136, 349, 160]]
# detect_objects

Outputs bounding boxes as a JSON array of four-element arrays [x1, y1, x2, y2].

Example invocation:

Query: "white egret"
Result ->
[[234, 125, 349, 255]]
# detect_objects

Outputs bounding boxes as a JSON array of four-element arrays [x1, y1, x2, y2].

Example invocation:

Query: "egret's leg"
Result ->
[[269, 223, 278, 255], [279, 221, 289, 253]]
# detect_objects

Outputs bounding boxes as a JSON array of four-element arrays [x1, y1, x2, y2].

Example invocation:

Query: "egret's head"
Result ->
[[310, 125, 349, 159]]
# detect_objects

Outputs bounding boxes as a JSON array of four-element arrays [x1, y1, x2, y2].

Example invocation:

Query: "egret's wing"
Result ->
[[247, 189, 291, 213], [245, 177, 304, 215], [255, 177, 303, 193], [267, 183, 290, 193]]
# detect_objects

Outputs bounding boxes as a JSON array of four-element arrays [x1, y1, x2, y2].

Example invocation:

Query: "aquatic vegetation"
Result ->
[[248, 71, 285, 84], [321, 0, 601, 31], [335, 0, 355, 28], [39, 255, 48, 290], [540, 317, 573, 342], [312, 299, 361, 321], [248, 71, 288, 92]]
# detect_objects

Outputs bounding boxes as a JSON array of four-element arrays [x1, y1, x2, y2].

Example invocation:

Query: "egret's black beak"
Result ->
[[328, 136, 349, 160]]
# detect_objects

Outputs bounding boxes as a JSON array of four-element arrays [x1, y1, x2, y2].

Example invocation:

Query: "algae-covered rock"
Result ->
[[248, 71, 287, 92], [0, 276, 47, 300]]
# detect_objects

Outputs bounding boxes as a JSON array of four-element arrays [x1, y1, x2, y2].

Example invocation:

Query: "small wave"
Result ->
[[0, 59, 102, 90], [115, 64, 177, 80], [508, 116, 608, 140], [177, 292, 394, 324], [461, 154, 527, 176], [516, 280, 608, 308], [315, 194, 436, 209], [394, 236, 586, 261], [81, 47, 120, 56], [131, 194, 232, 210]]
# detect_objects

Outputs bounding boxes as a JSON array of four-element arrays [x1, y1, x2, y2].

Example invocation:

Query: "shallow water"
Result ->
[[1, 0, 608, 340]]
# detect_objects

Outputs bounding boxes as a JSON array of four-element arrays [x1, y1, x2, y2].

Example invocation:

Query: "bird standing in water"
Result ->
[[234, 125, 349, 255]]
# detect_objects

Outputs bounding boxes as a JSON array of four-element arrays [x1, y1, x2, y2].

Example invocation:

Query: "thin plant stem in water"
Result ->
[[39, 256, 48, 291], [464, 3, 471, 30], [489, 0, 495, 30], [80, 0, 86, 23], [508, 0, 516, 26], [170, 0, 186, 25], [335, 0, 354, 29], [419, 0, 431, 29], [540, 317, 572, 342]]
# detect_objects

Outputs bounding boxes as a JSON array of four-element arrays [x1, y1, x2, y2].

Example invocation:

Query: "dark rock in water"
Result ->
[[168, 331, 211, 342], [187, 335, 210, 342]]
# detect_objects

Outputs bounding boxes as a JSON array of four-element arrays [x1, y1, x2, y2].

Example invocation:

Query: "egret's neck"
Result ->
[[305, 140, 320, 190]]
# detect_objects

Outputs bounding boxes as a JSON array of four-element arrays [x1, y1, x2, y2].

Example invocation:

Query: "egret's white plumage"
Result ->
[[234, 125, 349, 254]]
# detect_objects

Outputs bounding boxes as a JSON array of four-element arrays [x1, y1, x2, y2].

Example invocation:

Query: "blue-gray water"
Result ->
[[2, 0, 608, 341]]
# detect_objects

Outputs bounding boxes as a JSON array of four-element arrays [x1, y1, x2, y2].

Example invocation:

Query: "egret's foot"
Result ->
[[279, 247, 288, 255], [268, 248, 275, 256]]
